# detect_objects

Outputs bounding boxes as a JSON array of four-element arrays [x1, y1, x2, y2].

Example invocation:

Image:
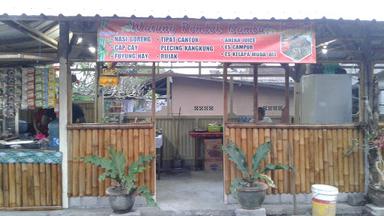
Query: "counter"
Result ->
[[0, 149, 62, 209]]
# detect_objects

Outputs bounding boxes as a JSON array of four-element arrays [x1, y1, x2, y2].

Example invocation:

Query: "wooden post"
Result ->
[[223, 63, 229, 123], [94, 62, 101, 123], [359, 62, 366, 123], [282, 64, 290, 124], [58, 21, 70, 208], [166, 76, 172, 116], [229, 76, 234, 116], [151, 62, 156, 122], [253, 64, 259, 122]]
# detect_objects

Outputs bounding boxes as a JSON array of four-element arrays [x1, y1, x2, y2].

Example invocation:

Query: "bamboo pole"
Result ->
[[308, 130, 315, 186], [21, 164, 27, 207], [299, 129, 305, 193], [282, 129, 289, 193], [98, 129, 105, 196], [79, 129, 86, 196], [327, 129, 334, 185], [0, 164, 3, 207], [353, 129, 359, 191], [104, 129, 111, 189], [323, 129, 329, 185], [348, 129, 354, 192], [16, 164, 22, 206], [45, 164, 52, 206], [86, 129, 92, 195], [144, 129, 150, 189], [319, 129, 325, 185], [270, 128, 277, 194], [314, 130, 320, 183], [39, 164, 46, 206], [293, 129, 300, 192], [52, 165, 58, 206], [277, 129, 284, 193], [8, 164, 16, 207], [72, 129, 79, 196], [304, 129, 310, 191], [92, 129, 99, 195], [337, 130, 344, 191]]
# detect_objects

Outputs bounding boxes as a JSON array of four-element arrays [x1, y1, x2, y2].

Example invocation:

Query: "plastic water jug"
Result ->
[[48, 119, 59, 148]]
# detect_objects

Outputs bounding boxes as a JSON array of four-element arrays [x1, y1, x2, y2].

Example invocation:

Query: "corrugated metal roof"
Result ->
[[0, 0, 383, 21]]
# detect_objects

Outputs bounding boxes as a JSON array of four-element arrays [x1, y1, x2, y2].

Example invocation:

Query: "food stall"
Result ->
[[0, 66, 62, 209], [1, 14, 382, 210]]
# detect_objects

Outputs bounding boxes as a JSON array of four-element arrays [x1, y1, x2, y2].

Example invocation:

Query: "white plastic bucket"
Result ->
[[311, 184, 339, 216]]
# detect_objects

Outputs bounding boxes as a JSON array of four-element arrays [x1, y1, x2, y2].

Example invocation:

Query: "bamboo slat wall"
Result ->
[[67, 123, 156, 197], [224, 124, 364, 194], [0, 163, 62, 209]]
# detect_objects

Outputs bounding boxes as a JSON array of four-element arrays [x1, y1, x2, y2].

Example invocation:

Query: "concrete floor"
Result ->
[[156, 170, 236, 211], [0, 170, 364, 215]]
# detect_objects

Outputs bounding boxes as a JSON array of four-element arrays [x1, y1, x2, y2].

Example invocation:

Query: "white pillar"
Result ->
[[59, 21, 70, 208]]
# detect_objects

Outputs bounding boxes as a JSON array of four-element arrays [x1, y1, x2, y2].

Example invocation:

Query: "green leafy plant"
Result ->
[[83, 148, 156, 206], [222, 141, 290, 196]]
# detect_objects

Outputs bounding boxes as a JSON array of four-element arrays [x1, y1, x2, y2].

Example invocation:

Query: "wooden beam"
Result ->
[[151, 62, 156, 122], [253, 64, 259, 122], [223, 63, 229, 123], [58, 21, 70, 208], [2, 20, 58, 49]]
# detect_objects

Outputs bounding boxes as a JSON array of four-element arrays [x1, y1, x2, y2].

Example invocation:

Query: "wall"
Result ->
[[171, 77, 294, 118]]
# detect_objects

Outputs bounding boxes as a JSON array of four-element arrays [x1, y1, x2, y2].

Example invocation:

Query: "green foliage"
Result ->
[[223, 141, 290, 196], [83, 148, 156, 206], [252, 142, 272, 174]]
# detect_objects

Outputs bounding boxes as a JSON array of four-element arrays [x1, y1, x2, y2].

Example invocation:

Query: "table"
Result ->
[[189, 131, 223, 170]]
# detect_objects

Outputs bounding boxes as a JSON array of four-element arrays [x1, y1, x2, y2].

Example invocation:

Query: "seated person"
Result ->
[[33, 108, 57, 136], [258, 107, 272, 123], [72, 103, 86, 123]]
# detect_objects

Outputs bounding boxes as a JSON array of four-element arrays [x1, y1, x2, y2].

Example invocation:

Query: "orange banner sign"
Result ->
[[98, 19, 316, 63]]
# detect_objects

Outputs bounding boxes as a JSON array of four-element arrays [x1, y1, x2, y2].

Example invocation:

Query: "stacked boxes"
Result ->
[[203, 139, 223, 171], [47, 68, 57, 108]]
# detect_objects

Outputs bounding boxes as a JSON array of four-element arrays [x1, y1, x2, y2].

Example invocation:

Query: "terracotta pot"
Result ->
[[237, 182, 268, 210], [368, 184, 384, 207], [106, 186, 135, 213]]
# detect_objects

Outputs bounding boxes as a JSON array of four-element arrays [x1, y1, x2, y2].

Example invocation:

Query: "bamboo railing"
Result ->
[[0, 163, 62, 209], [67, 123, 156, 197], [224, 124, 364, 194]]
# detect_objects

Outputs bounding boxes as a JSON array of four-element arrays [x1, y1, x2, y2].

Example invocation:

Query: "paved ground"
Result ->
[[0, 170, 364, 215]]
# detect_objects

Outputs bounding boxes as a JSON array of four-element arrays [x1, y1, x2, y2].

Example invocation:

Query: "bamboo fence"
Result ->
[[67, 123, 156, 197], [224, 124, 364, 194]]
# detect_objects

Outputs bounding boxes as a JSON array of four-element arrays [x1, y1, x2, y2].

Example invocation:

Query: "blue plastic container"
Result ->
[[48, 119, 59, 149]]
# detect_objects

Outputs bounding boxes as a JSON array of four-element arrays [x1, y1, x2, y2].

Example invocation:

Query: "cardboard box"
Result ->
[[203, 139, 223, 160], [204, 160, 223, 172]]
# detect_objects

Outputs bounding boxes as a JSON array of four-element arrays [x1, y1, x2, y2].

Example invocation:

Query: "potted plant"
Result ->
[[222, 141, 290, 209], [366, 131, 384, 206], [83, 148, 155, 213]]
